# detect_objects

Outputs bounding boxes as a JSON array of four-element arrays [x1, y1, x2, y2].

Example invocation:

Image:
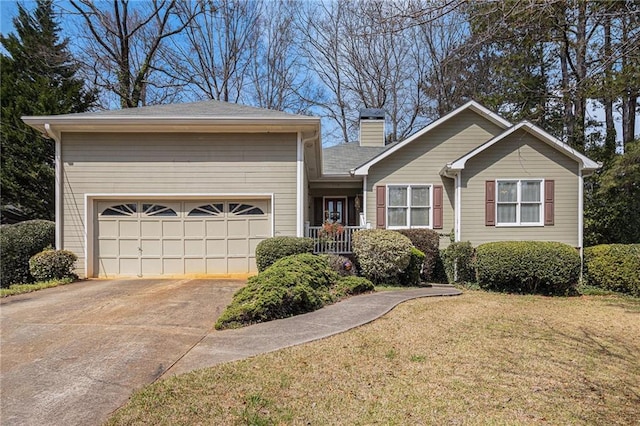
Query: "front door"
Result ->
[[324, 198, 346, 224]]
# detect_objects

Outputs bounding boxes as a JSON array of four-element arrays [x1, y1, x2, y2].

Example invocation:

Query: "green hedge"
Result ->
[[352, 229, 413, 285], [584, 244, 640, 296], [254, 236, 314, 272], [441, 242, 475, 284], [476, 241, 580, 295], [395, 229, 440, 282], [333, 276, 374, 298], [0, 220, 55, 287], [398, 247, 426, 286], [29, 249, 77, 282], [215, 253, 338, 329]]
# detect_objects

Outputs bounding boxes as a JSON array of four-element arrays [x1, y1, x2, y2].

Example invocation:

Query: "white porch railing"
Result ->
[[305, 225, 365, 254]]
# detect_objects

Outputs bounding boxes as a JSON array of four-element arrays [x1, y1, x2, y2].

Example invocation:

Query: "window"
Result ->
[[496, 180, 542, 225], [101, 204, 136, 216], [229, 203, 264, 215], [141, 203, 177, 217], [387, 185, 430, 228], [188, 203, 224, 216]]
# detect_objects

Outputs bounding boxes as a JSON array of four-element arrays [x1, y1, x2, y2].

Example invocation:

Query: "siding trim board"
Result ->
[[85, 193, 275, 278]]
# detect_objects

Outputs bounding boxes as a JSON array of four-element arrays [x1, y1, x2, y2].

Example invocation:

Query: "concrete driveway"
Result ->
[[0, 278, 244, 426]]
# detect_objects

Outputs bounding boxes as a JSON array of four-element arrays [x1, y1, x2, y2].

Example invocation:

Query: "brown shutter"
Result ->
[[376, 185, 386, 228], [485, 180, 495, 226], [433, 185, 443, 229], [544, 180, 555, 226]]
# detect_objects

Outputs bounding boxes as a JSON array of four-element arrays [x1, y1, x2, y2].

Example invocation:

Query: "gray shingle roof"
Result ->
[[322, 142, 390, 174], [54, 100, 311, 119]]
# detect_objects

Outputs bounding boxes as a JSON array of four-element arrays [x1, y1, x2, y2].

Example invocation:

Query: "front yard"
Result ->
[[108, 291, 640, 425]]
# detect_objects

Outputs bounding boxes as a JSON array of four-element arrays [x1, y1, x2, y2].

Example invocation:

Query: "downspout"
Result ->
[[578, 167, 584, 281], [455, 171, 462, 242], [44, 124, 62, 250], [362, 175, 368, 227]]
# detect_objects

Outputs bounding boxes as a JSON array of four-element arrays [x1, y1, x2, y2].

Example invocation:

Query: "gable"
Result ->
[[352, 101, 510, 176]]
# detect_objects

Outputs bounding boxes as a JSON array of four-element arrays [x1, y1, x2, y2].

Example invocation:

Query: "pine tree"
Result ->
[[1, 0, 96, 222]]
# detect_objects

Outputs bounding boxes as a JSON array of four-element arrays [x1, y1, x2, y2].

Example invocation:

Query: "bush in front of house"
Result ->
[[395, 229, 440, 282], [215, 253, 338, 329], [254, 236, 314, 272], [352, 229, 413, 285], [323, 253, 356, 277], [441, 241, 475, 284], [398, 247, 426, 286], [475, 241, 580, 295], [29, 249, 78, 282], [0, 220, 56, 287], [332, 276, 374, 298], [584, 244, 640, 296]]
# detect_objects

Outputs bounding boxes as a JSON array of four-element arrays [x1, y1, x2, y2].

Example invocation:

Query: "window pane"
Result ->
[[497, 204, 516, 223], [388, 187, 407, 206], [522, 181, 541, 202], [521, 203, 540, 222], [498, 181, 517, 202], [388, 208, 407, 226], [411, 186, 430, 207], [411, 208, 429, 227]]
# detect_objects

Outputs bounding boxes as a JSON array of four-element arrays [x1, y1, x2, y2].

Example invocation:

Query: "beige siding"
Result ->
[[360, 120, 385, 147], [461, 130, 580, 246], [365, 109, 504, 244], [61, 132, 297, 275]]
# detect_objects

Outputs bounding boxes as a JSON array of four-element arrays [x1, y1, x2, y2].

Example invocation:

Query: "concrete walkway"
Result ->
[[164, 285, 461, 377]]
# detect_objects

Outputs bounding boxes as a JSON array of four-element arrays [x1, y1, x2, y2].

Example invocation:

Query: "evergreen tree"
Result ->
[[1, 0, 96, 222]]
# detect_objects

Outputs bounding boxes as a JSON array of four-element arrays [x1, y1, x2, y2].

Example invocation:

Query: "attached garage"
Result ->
[[94, 199, 271, 278]]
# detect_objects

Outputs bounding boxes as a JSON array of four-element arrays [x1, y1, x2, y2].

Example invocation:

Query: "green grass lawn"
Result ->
[[0, 277, 74, 297], [108, 290, 640, 425]]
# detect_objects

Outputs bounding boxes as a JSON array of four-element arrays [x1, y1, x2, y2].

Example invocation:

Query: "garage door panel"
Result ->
[[119, 221, 139, 237], [119, 239, 139, 257], [185, 239, 203, 256], [227, 257, 249, 274], [227, 220, 248, 237], [141, 220, 161, 237], [185, 258, 205, 274], [162, 239, 184, 256], [98, 239, 118, 257], [206, 221, 226, 237], [96, 199, 270, 277], [163, 258, 183, 275], [162, 221, 182, 237], [228, 239, 248, 256], [184, 221, 205, 237]]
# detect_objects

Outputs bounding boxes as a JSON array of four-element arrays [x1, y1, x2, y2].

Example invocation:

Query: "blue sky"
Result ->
[[1, 0, 637, 145]]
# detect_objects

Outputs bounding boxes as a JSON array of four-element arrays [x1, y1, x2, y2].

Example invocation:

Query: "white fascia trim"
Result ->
[[297, 132, 304, 237], [447, 121, 602, 173], [44, 124, 63, 249], [353, 101, 511, 176], [84, 192, 275, 278]]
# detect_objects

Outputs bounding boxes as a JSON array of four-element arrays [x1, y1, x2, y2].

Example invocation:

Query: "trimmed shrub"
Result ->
[[398, 247, 426, 286], [441, 242, 475, 284], [255, 236, 314, 272], [476, 241, 580, 295], [29, 249, 78, 282], [352, 229, 413, 285], [0, 220, 55, 287], [333, 276, 374, 298], [584, 244, 640, 296], [215, 253, 338, 329], [323, 253, 356, 277], [395, 229, 440, 282]]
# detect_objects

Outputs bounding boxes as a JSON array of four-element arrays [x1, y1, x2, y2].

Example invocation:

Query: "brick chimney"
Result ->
[[359, 108, 385, 147]]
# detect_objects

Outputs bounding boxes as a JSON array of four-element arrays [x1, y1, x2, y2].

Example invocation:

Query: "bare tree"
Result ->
[[162, 0, 261, 103], [247, 0, 319, 113], [68, 0, 200, 108]]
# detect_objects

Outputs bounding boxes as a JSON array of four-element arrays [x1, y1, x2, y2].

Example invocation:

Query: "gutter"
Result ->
[[44, 124, 63, 250]]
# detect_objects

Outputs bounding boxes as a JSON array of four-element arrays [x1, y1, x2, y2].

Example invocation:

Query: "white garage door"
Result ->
[[95, 200, 270, 277]]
